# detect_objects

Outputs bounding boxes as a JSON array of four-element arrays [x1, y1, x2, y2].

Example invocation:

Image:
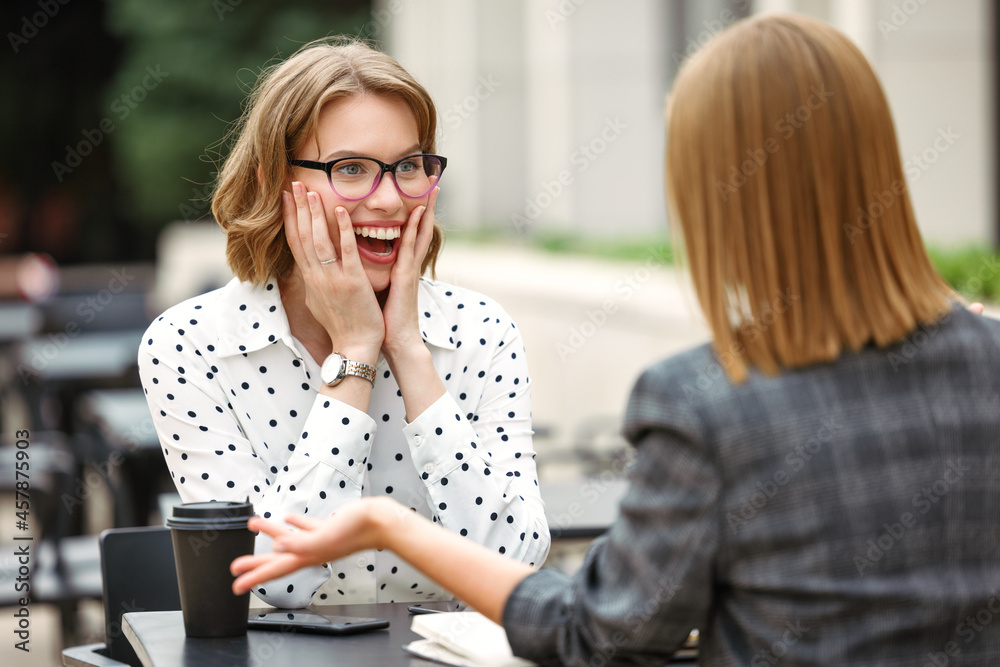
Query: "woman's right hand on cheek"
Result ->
[[283, 182, 384, 360]]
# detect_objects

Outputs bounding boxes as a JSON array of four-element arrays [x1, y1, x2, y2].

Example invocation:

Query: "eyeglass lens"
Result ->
[[329, 155, 443, 200]]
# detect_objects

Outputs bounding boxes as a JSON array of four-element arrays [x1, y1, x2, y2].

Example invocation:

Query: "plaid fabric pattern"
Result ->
[[505, 306, 1000, 666]]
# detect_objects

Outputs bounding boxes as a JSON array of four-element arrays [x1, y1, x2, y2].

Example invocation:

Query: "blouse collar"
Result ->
[[214, 277, 457, 358]]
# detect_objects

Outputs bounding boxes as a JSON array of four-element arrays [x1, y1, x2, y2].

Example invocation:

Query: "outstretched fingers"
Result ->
[[231, 552, 305, 594], [246, 515, 293, 539]]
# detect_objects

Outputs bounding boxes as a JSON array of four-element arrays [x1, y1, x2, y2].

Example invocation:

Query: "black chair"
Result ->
[[61, 526, 180, 667]]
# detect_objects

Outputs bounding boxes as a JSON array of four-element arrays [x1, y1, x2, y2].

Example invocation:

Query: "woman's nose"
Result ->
[[363, 172, 404, 211]]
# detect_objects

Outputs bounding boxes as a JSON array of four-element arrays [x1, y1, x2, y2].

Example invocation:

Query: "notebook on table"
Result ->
[[404, 611, 536, 667]]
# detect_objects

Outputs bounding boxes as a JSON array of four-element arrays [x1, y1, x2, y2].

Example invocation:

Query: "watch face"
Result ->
[[321, 353, 345, 386]]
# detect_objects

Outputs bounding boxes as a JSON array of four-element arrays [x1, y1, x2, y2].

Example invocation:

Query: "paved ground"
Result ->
[[434, 240, 711, 472]]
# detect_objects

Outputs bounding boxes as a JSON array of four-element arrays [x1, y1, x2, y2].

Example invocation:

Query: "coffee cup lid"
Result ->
[[166, 501, 254, 529]]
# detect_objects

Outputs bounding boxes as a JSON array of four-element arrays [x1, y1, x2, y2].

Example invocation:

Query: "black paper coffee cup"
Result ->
[[166, 501, 255, 638]]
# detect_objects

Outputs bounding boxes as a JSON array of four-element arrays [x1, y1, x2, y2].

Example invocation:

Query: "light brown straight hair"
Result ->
[[213, 37, 443, 286], [666, 14, 955, 383]]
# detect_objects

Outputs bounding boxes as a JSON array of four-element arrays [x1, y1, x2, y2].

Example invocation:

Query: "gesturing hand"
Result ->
[[230, 498, 406, 595], [283, 182, 384, 359]]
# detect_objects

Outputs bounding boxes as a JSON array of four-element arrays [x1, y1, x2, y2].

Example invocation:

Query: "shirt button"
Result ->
[[413, 435, 423, 447], [357, 558, 367, 569], [424, 463, 435, 474]]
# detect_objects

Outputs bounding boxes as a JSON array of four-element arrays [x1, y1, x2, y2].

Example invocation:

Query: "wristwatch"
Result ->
[[320, 352, 376, 387]]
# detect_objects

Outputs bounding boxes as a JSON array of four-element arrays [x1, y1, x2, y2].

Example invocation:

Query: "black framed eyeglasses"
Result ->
[[289, 153, 446, 201]]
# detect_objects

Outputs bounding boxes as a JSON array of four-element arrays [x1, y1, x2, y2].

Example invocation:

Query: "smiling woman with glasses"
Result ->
[[137, 37, 549, 610]]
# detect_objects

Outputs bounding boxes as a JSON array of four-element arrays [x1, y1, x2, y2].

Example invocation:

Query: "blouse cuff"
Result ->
[[402, 392, 478, 484], [298, 394, 376, 484]]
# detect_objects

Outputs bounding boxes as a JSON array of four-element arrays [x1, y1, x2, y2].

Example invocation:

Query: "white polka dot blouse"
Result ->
[[138, 276, 551, 607]]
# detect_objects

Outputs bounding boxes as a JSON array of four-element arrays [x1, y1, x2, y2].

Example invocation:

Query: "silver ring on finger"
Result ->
[[320, 257, 338, 265]]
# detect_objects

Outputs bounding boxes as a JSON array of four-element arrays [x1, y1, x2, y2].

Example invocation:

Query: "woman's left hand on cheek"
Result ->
[[381, 187, 438, 360]]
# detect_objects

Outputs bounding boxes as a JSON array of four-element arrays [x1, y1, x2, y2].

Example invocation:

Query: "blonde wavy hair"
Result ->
[[666, 14, 955, 383], [213, 37, 443, 285]]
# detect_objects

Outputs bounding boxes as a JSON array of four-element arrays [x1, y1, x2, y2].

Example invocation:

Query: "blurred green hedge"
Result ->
[[927, 245, 1000, 303]]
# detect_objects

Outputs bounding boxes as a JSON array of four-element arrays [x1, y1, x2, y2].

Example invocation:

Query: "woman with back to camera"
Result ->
[[138, 38, 549, 608], [231, 14, 1000, 664]]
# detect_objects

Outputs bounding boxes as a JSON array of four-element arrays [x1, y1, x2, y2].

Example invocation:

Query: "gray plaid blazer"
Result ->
[[505, 305, 1000, 666]]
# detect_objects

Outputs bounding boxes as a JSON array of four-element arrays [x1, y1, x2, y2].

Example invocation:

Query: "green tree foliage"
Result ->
[[104, 0, 370, 231]]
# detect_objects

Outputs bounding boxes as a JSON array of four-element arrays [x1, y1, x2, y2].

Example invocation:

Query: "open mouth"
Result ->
[[354, 226, 401, 262]]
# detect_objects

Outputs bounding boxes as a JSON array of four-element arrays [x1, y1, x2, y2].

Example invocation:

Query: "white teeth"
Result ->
[[353, 227, 401, 239]]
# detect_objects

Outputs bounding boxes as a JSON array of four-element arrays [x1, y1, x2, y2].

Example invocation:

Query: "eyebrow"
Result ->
[[320, 145, 423, 162]]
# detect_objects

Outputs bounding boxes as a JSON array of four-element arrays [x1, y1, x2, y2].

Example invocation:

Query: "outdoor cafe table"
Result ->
[[123, 601, 466, 667], [122, 600, 697, 666]]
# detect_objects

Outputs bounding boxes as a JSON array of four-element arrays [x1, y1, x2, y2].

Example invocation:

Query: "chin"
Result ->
[[364, 269, 392, 294]]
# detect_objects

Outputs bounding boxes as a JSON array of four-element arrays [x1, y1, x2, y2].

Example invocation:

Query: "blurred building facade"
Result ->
[[383, 0, 995, 247]]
